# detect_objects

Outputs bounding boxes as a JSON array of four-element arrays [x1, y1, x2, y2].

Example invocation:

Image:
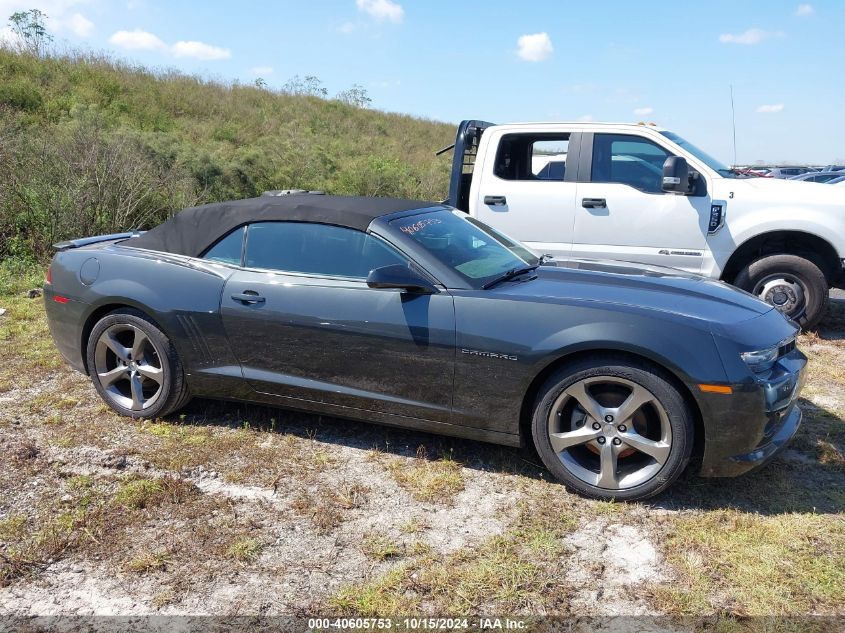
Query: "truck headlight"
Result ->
[[740, 345, 779, 374]]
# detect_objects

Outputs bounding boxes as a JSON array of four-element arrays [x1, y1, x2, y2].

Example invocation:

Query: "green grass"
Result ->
[[383, 453, 465, 503], [329, 497, 578, 616], [361, 533, 403, 561], [226, 537, 263, 563], [649, 510, 845, 616], [113, 478, 165, 510], [0, 48, 454, 262]]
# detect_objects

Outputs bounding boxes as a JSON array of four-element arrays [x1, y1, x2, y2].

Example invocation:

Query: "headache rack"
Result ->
[[437, 119, 494, 212]]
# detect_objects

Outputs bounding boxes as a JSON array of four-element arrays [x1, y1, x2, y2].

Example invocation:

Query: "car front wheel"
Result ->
[[86, 308, 190, 419], [531, 356, 694, 501]]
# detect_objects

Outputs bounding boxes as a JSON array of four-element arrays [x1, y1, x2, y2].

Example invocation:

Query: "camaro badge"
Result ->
[[461, 348, 518, 361]]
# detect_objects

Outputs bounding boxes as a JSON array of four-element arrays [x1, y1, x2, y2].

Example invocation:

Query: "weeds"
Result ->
[[361, 533, 402, 561], [226, 537, 263, 563], [384, 453, 464, 503]]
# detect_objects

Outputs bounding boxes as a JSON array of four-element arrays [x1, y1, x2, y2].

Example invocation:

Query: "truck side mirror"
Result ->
[[662, 156, 692, 194]]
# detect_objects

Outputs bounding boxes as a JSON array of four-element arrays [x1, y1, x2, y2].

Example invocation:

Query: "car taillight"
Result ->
[[45, 264, 52, 284]]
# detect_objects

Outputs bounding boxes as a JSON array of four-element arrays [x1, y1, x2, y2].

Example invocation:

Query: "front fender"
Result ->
[[451, 294, 726, 436], [708, 206, 845, 274], [529, 319, 726, 388]]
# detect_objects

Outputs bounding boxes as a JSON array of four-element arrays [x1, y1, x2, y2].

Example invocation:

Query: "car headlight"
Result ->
[[740, 345, 779, 374]]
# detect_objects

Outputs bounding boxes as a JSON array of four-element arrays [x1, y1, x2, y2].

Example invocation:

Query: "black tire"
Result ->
[[733, 254, 828, 330], [531, 355, 694, 501], [86, 308, 190, 419]]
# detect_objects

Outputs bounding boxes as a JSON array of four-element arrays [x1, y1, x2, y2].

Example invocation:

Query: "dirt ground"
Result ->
[[1, 284, 843, 628]]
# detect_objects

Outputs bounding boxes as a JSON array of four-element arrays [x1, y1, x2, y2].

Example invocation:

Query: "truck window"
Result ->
[[591, 134, 671, 194], [494, 134, 570, 181]]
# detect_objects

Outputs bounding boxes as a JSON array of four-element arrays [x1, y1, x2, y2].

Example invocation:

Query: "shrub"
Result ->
[[0, 78, 42, 112], [0, 48, 454, 262]]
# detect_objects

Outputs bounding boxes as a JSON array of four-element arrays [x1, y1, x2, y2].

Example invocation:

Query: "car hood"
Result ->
[[730, 176, 845, 206], [492, 258, 774, 326]]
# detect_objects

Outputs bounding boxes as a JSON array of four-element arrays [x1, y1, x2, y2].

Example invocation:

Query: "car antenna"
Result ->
[[435, 143, 455, 156]]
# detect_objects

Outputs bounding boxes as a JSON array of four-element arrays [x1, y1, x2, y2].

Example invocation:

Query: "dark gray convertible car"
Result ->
[[44, 194, 807, 500]]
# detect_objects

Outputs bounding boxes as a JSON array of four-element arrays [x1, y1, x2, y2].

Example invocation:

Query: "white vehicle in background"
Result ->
[[443, 120, 845, 328]]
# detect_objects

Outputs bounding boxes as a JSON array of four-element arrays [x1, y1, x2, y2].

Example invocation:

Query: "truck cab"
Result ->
[[446, 120, 845, 329]]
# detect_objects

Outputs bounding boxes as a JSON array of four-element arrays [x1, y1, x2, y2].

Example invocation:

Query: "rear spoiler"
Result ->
[[53, 231, 144, 251], [441, 119, 494, 211]]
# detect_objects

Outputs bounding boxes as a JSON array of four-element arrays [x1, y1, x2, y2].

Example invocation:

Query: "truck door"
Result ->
[[571, 132, 710, 273], [473, 131, 579, 260]]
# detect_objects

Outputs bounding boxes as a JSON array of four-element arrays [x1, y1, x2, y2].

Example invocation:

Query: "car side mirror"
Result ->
[[662, 156, 692, 194], [366, 264, 438, 294]]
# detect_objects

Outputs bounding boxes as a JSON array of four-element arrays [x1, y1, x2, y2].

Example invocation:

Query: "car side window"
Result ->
[[203, 226, 245, 265], [591, 134, 671, 194], [494, 134, 570, 181], [244, 222, 407, 278]]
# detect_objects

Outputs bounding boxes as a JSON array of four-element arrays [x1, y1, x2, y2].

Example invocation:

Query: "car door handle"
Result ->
[[582, 198, 607, 208], [231, 291, 265, 304], [484, 195, 507, 206]]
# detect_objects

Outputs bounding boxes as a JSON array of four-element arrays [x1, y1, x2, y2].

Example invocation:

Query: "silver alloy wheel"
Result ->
[[547, 376, 672, 490], [94, 324, 164, 412], [752, 273, 806, 319]]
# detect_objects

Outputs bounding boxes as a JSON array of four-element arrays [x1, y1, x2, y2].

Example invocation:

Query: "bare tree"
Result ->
[[283, 75, 328, 98], [336, 84, 372, 108], [7, 9, 53, 55]]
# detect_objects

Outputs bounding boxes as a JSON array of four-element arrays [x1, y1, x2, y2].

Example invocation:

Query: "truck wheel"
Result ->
[[530, 355, 694, 501], [734, 254, 828, 330]]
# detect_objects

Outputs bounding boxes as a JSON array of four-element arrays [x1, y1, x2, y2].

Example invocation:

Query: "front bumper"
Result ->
[[698, 347, 807, 478], [722, 404, 802, 473]]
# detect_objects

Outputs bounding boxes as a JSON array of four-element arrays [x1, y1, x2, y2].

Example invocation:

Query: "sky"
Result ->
[[1, 0, 843, 164]]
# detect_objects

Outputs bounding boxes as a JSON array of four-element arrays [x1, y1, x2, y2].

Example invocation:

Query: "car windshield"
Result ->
[[660, 131, 739, 178], [388, 209, 539, 289]]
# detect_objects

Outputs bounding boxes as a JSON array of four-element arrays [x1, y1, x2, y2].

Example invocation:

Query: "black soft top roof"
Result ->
[[123, 194, 435, 258]]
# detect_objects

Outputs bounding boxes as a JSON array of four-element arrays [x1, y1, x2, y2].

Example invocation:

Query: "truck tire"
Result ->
[[734, 254, 828, 330]]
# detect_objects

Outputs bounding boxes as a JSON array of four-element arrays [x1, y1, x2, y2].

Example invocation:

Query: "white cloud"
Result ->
[[756, 103, 784, 113], [516, 32, 553, 62], [171, 40, 230, 60], [109, 28, 166, 51], [795, 3, 814, 16], [249, 65, 273, 76], [577, 114, 594, 122], [719, 28, 782, 45], [356, 0, 404, 23], [337, 21, 357, 33], [64, 12, 94, 37], [633, 107, 654, 116], [108, 29, 230, 60]]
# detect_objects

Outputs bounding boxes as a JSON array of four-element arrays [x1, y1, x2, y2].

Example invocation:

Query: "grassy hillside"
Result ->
[[0, 48, 455, 262]]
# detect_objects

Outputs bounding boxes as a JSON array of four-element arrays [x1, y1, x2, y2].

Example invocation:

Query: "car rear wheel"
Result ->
[[734, 254, 828, 330], [86, 308, 190, 419], [531, 356, 694, 501]]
